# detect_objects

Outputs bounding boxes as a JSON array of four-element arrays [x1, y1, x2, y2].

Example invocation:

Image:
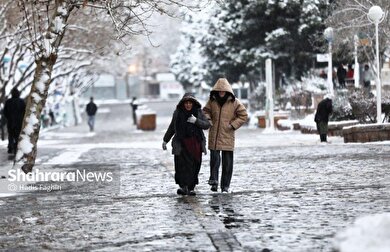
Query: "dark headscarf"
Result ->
[[175, 93, 203, 142]]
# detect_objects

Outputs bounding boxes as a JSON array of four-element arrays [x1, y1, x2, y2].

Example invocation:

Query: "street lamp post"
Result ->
[[368, 5, 385, 123], [354, 35, 360, 89], [324, 27, 334, 96]]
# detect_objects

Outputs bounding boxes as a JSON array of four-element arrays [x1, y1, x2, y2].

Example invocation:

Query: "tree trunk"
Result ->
[[15, 1, 73, 173], [16, 55, 57, 173]]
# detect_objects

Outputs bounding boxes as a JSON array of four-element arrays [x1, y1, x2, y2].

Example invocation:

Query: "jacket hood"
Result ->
[[177, 93, 202, 109], [211, 78, 234, 94], [210, 78, 235, 101]]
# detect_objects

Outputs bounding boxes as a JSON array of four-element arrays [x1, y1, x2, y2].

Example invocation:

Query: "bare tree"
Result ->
[[0, 0, 34, 104], [326, 0, 390, 73], [12, 0, 203, 173]]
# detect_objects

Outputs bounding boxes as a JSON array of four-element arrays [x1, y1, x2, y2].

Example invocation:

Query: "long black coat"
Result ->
[[315, 98, 332, 123], [4, 97, 26, 129]]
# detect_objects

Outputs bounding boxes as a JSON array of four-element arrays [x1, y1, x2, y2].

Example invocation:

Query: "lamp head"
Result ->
[[368, 6, 384, 23], [324, 27, 334, 42]]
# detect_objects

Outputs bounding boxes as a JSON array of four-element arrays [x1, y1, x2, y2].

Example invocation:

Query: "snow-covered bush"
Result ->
[[249, 82, 266, 110], [348, 90, 376, 123], [279, 74, 327, 111], [330, 92, 355, 121]]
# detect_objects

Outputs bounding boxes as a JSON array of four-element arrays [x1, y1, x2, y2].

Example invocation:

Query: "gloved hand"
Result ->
[[162, 141, 167, 150], [187, 114, 197, 124]]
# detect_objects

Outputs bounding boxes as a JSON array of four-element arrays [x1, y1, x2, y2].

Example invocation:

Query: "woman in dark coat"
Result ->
[[162, 93, 210, 195], [314, 95, 333, 142]]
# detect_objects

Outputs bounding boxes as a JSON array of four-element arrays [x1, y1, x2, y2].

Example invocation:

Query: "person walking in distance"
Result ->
[[162, 93, 210, 196], [337, 64, 347, 89], [314, 94, 333, 143], [4, 88, 26, 154], [203, 78, 248, 193], [86, 97, 98, 132], [362, 64, 373, 92], [130, 97, 138, 125]]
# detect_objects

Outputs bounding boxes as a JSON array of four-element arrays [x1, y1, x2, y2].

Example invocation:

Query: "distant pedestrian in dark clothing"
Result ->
[[49, 109, 55, 126], [362, 64, 373, 91], [130, 97, 138, 125], [86, 97, 98, 132], [4, 88, 26, 154], [314, 95, 333, 143], [163, 93, 210, 196], [337, 64, 347, 89]]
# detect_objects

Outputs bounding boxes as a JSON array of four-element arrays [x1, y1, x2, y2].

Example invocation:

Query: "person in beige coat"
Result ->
[[203, 78, 248, 193]]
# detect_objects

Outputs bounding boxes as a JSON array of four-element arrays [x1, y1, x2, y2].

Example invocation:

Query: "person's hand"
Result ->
[[187, 114, 197, 124], [162, 141, 167, 150], [228, 124, 235, 130]]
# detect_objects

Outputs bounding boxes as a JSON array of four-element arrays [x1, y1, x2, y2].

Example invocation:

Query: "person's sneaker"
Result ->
[[188, 190, 196, 196], [210, 185, 218, 192], [222, 187, 230, 193]]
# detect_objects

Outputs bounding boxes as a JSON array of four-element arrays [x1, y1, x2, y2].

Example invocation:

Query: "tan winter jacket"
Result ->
[[203, 78, 248, 151]]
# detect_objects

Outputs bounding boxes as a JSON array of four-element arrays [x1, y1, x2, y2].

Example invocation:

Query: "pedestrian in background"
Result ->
[[162, 93, 210, 196], [337, 64, 347, 89], [4, 88, 26, 154], [346, 64, 354, 86], [49, 109, 55, 126], [130, 97, 138, 125], [314, 94, 333, 143], [86, 97, 98, 132], [362, 64, 373, 91], [346, 64, 354, 79], [203, 78, 248, 193]]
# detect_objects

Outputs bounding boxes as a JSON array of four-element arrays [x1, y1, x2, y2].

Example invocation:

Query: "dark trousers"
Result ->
[[132, 111, 136, 125], [7, 126, 21, 153], [209, 150, 233, 190]]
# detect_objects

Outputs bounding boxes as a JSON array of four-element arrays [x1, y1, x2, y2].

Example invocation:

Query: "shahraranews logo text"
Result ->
[[8, 169, 113, 182]]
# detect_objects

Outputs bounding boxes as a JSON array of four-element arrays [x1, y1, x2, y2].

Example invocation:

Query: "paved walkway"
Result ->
[[0, 102, 390, 251]]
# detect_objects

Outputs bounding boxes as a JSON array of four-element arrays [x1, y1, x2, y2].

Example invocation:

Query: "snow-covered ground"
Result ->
[[334, 213, 390, 252], [0, 101, 390, 252]]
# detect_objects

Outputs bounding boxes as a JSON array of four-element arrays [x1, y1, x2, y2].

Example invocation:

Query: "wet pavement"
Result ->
[[1, 101, 390, 251]]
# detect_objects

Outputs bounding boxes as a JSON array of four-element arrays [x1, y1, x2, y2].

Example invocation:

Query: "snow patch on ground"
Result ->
[[334, 213, 390, 252], [97, 107, 110, 114], [47, 148, 91, 164]]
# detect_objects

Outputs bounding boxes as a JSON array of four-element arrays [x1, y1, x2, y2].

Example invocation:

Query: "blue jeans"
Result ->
[[88, 115, 95, 131]]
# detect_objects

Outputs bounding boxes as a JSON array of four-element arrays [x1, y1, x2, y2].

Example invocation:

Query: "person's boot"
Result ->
[[210, 185, 218, 192], [177, 186, 189, 195], [188, 190, 196, 196], [187, 185, 196, 196], [320, 134, 326, 142]]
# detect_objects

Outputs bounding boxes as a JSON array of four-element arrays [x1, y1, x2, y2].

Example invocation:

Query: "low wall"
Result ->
[[343, 123, 390, 143], [257, 113, 290, 129], [299, 121, 359, 136]]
